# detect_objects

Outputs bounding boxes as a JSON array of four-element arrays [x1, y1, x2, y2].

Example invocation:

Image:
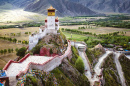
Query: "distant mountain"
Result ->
[[8, 0, 36, 7], [24, 0, 96, 16], [4, 0, 96, 16], [118, 0, 130, 13], [1, 0, 129, 16], [69, 0, 130, 13]]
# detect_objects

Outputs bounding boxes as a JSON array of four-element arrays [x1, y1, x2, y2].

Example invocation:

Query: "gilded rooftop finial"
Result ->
[[48, 6, 55, 10]]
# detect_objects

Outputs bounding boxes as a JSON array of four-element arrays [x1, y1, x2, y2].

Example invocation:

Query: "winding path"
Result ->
[[77, 47, 93, 85], [94, 51, 112, 75], [125, 55, 130, 59], [114, 52, 126, 86], [74, 42, 126, 86]]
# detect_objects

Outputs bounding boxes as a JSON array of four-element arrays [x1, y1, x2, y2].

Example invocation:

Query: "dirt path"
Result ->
[[74, 42, 126, 86], [125, 55, 130, 59], [114, 52, 126, 86], [94, 51, 112, 75]]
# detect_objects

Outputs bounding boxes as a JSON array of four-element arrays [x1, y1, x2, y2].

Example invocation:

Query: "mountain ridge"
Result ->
[[24, 0, 97, 16], [0, 0, 129, 17], [69, 0, 130, 13]]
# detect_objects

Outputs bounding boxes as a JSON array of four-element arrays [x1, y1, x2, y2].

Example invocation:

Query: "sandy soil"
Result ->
[[0, 59, 6, 69], [0, 39, 27, 50], [0, 53, 18, 68]]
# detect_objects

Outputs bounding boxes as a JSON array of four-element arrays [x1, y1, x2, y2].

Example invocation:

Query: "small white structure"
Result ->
[[29, 6, 59, 50]]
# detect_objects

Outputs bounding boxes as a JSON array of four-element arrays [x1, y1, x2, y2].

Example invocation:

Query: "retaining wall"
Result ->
[[3, 41, 71, 79]]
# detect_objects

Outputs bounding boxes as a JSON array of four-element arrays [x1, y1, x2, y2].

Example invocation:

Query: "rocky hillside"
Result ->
[[86, 44, 106, 66], [30, 32, 68, 56], [1, 0, 129, 16], [17, 46, 90, 86], [119, 55, 130, 86], [1, 0, 96, 16], [24, 0, 96, 16], [69, 0, 130, 13], [101, 54, 121, 86]]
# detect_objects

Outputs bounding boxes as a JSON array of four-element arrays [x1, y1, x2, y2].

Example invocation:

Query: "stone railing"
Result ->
[[3, 54, 30, 70]]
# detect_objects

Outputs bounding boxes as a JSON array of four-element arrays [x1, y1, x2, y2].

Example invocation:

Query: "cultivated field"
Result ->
[[0, 39, 27, 68], [0, 27, 39, 40], [0, 24, 129, 69], [60, 25, 130, 36], [62, 31, 99, 42], [0, 27, 39, 68]]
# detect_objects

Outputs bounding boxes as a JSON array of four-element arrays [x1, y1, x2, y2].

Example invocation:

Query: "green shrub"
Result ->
[[70, 46, 79, 65], [51, 68, 74, 86], [75, 56, 84, 74], [16, 47, 26, 57], [31, 44, 42, 54], [25, 76, 37, 86], [50, 48, 53, 54], [59, 28, 66, 41], [72, 46, 79, 58]]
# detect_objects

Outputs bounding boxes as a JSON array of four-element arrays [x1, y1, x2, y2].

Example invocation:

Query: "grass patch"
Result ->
[[119, 55, 130, 86], [51, 68, 74, 86], [102, 54, 121, 86], [62, 31, 97, 42]]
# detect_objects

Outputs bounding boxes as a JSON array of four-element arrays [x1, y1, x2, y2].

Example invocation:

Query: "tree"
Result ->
[[22, 40, 25, 44], [29, 32, 31, 34], [25, 32, 28, 35], [13, 38, 17, 43], [15, 48, 19, 52], [75, 56, 85, 74], [8, 49, 11, 53], [25, 41, 28, 44], [0, 50, 3, 55], [18, 40, 21, 43], [4, 49, 7, 54], [11, 49, 13, 53], [16, 47, 26, 57], [13, 33, 15, 36], [8, 38, 12, 42], [31, 45, 42, 54]]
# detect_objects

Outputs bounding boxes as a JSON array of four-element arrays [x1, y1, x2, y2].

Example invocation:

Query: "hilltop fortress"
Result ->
[[29, 6, 59, 50], [1, 6, 74, 86]]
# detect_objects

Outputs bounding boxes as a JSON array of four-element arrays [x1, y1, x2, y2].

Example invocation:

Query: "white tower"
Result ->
[[47, 6, 55, 29], [46, 6, 57, 34], [29, 6, 59, 50]]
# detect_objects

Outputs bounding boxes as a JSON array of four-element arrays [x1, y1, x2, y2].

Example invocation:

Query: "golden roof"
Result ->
[[56, 16, 59, 20], [48, 6, 55, 10]]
